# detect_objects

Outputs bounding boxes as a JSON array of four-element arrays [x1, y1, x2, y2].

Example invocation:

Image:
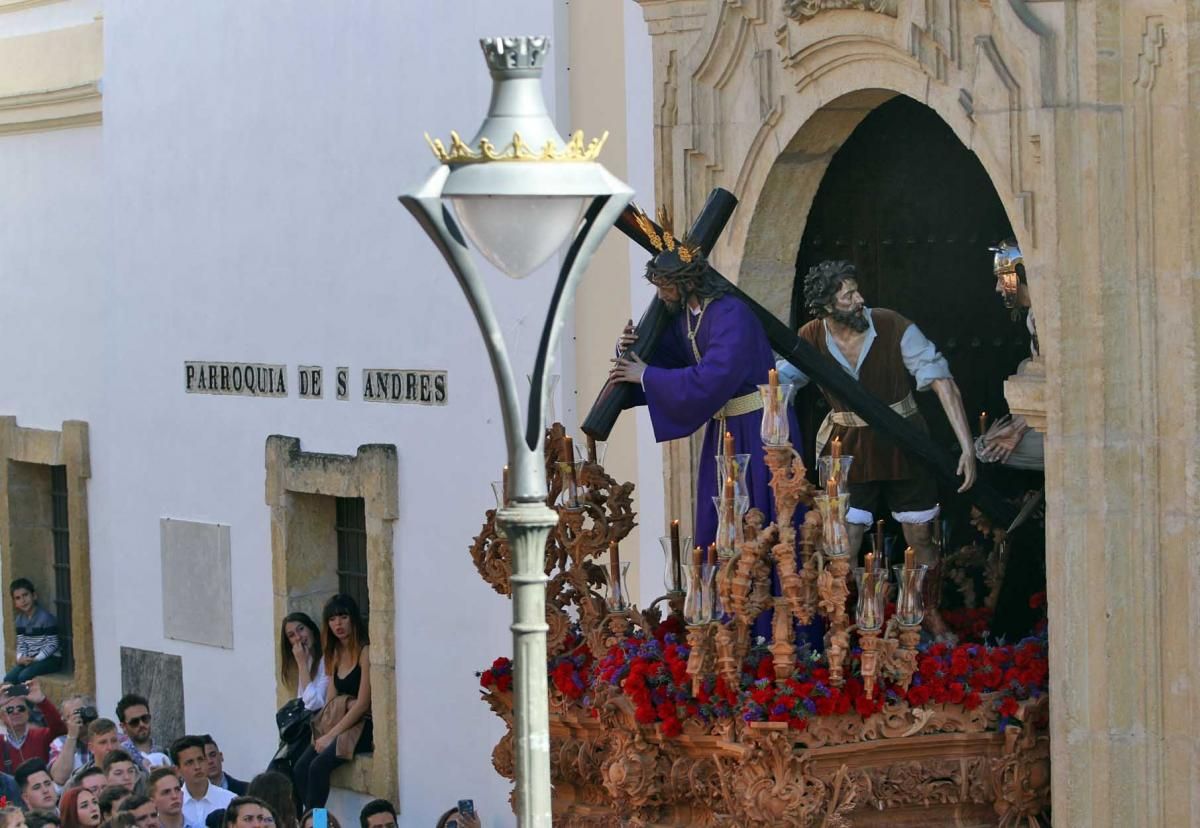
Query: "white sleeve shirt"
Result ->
[[299, 657, 330, 711], [774, 309, 951, 390], [182, 781, 235, 827]]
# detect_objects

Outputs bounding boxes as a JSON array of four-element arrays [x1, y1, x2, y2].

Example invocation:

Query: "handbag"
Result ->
[[275, 698, 313, 744]]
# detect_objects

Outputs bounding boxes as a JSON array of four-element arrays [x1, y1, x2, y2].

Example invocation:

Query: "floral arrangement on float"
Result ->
[[469, 422, 1050, 828]]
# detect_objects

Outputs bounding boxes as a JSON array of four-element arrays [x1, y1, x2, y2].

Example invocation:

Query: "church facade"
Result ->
[[633, 1, 1200, 825]]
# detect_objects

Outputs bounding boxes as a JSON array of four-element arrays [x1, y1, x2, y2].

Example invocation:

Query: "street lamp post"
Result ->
[[400, 36, 633, 827]]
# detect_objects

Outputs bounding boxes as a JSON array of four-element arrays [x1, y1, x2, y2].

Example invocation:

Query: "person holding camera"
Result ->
[[48, 698, 97, 786], [0, 681, 66, 769]]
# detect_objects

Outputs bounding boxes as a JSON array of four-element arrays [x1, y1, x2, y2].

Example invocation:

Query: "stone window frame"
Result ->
[[0, 417, 95, 700], [265, 435, 398, 808]]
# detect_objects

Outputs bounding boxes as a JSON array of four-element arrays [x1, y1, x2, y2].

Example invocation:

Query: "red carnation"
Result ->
[[480, 670, 494, 688], [907, 685, 932, 707], [661, 717, 682, 737], [963, 691, 982, 710], [855, 695, 877, 718], [999, 697, 1019, 717]]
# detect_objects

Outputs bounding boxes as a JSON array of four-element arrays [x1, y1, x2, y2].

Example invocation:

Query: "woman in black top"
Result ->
[[292, 595, 371, 809]]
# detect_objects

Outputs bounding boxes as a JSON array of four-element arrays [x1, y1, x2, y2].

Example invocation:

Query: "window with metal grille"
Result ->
[[50, 465, 73, 671], [335, 497, 369, 622]]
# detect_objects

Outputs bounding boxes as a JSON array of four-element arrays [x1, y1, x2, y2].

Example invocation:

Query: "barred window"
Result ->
[[335, 497, 369, 622], [50, 465, 73, 671]]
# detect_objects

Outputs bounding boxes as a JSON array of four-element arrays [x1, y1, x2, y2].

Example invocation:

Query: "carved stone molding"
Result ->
[[782, 0, 897, 23]]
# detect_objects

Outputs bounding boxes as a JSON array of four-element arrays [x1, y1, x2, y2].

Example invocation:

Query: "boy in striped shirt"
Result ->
[[5, 579, 62, 682]]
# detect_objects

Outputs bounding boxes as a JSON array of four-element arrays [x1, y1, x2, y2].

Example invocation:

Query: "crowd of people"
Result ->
[[0, 582, 478, 828]]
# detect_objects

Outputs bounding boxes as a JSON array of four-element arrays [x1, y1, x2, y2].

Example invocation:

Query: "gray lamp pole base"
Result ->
[[497, 501, 559, 828]]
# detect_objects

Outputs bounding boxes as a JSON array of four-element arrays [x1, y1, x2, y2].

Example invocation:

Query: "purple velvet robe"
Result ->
[[624, 294, 821, 648]]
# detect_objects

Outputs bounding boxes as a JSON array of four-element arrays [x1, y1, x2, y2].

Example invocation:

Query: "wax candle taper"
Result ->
[[670, 520, 682, 591], [693, 545, 703, 567], [586, 434, 597, 464], [826, 474, 839, 500], [904, 546, 915, 570], [609, 541, 621, 594], [502, 465, 509, 500], [724, 430, 734, 460], [875, 519, 884, 561], [979, 411, 988, 435], [563, 435, 574, 463], [707, 543, 716, 567], [831, 436, 841, 459]]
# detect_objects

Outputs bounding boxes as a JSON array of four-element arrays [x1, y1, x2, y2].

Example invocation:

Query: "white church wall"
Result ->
[[0, 2, 652, 826]]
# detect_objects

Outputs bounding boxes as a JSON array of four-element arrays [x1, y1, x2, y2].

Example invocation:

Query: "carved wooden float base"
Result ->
[[487, 693, 1050, 827]]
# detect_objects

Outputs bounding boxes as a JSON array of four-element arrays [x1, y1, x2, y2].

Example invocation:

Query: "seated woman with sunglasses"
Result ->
[[278, 614, 327, 713], [292, 595, 371, 810]]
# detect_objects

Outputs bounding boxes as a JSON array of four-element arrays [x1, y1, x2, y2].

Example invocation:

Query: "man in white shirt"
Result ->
[[170, 736, 233, 827]]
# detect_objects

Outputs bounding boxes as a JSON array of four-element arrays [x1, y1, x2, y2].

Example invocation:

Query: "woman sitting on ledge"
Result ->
[[293, 595, 371, 810], [279, 613, 328, 712]]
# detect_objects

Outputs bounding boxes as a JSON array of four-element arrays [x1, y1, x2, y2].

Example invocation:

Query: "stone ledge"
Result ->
[[1004, 358, 1046, 433]]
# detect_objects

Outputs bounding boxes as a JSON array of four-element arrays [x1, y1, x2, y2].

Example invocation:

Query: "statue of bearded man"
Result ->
[[777, 260, 977, 640], [609, 224, 818, 646]]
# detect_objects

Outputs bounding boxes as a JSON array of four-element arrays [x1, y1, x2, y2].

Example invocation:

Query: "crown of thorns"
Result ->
[[632, 206, 697, 264]]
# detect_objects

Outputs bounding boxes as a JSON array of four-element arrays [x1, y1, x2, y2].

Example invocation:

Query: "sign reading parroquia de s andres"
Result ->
[[184, 361, 447, 405]]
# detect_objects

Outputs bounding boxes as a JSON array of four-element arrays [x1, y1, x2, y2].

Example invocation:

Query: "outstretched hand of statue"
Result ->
[[956, 450, 977, 493], [609, 352, 646, 385]]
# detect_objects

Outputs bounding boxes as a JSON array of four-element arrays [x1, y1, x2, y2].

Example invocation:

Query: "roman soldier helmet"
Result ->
[[988, 239, 1024, 309]]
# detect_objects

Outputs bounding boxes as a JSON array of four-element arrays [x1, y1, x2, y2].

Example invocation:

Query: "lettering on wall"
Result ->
[[298, 365, 323, 400], [185, 362, 288, 397], [362, 369, 448, 405], [183, 362, 447, 406]]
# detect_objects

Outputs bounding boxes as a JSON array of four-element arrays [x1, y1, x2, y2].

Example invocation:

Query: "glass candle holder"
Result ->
[[711, 494, 749, 556], [684, 563, 713, 625], [555, 460, 585, 509], [817, 456, 855, 493], [854, 567, 889, 632], [758, 382, 797, 446], [607, 560, 632, 612], [573, 436, 607, 468], [893, 564, 929, 626], [714, 453, 751, 500], [815, 493, 849, 557], [707, 561, 726, 622], [490, 480, 507, 539], [658, 534, 693, 594]]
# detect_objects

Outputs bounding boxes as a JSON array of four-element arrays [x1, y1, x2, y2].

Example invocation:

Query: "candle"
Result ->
[[979, 411, 988, 435], [826, 474, 839, 500], [609, 541, 621, 590], [670, 520, 682, 591], [502, 465, 509, 500], [586, 434, 597, 464], [692, 545, 703, 567], [831, 436, 841, 459], [875, 519, 884, 560], [769, 367, 778, 388], [724, 430, 734, 460], [863, 553, 875, 608], [563, 435, 574, 463], [707, 543, 716, 567], [904, 546, 915, 571], [865, 551, 874, 571]]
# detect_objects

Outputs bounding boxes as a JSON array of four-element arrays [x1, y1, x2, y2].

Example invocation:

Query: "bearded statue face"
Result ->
[[825, 278, 869, 332], [648, 275, 686, 314]]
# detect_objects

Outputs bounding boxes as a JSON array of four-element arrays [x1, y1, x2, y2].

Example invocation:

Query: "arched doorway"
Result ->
[[791, 95, 1030, 455], [789, 95, 1044, 640]]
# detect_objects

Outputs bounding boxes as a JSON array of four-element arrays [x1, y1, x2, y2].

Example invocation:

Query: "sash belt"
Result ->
[[815, 393, 918, 459], [711, 390, 764, 420]]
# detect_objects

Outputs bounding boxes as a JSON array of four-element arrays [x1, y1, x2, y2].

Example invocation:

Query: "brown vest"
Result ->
[[799, 309, 930, 481]]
